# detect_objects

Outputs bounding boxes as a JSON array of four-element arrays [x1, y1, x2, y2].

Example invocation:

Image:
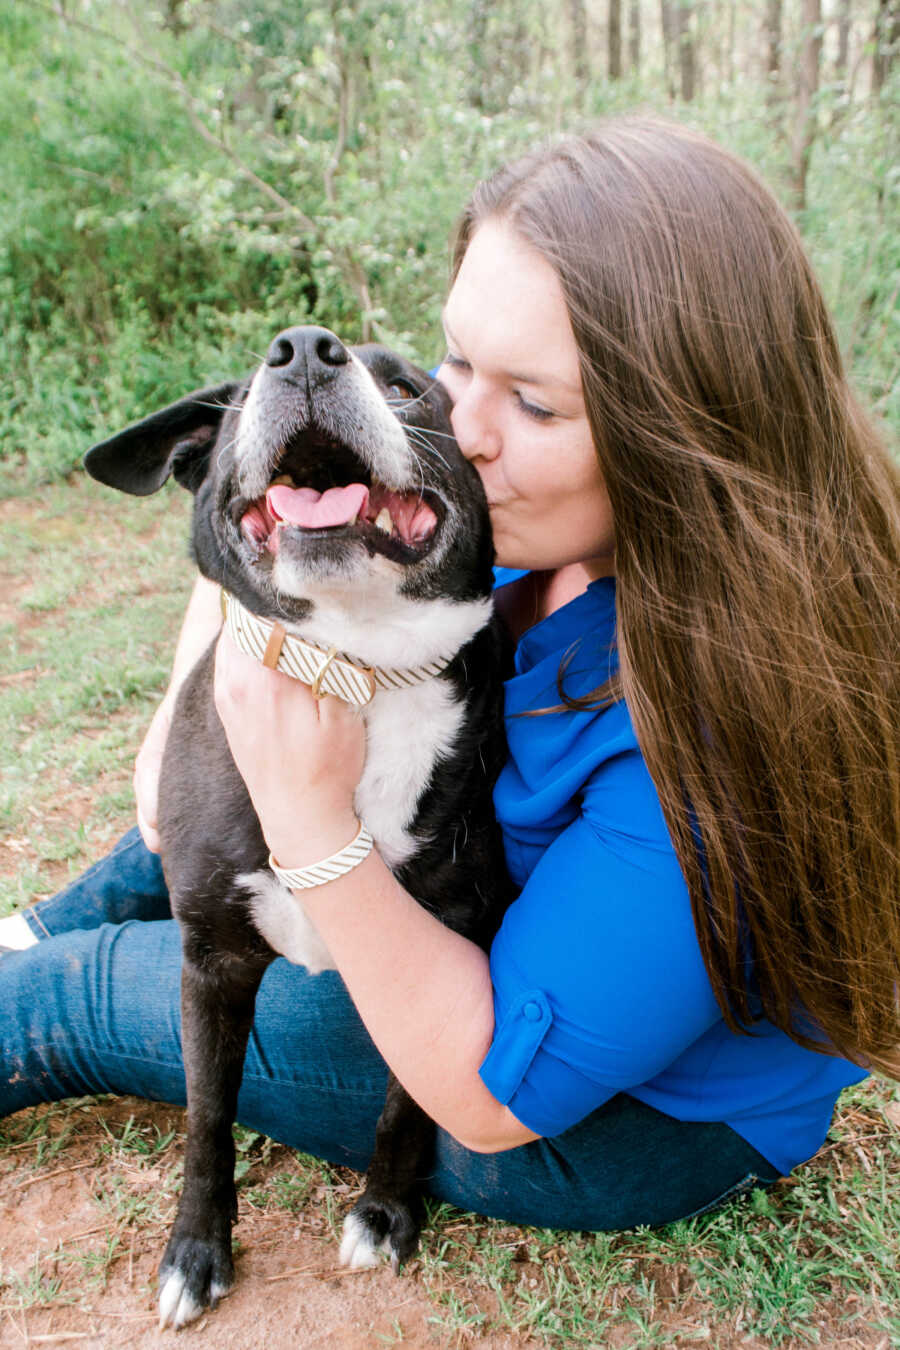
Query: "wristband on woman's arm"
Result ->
[[268, 819, 374, 890]]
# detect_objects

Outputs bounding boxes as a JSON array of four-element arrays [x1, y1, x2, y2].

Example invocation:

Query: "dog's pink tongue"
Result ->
[[266, 483, 369, 529]]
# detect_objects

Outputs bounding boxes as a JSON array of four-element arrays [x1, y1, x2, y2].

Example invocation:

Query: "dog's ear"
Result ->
[[84, 382, 243, 496]]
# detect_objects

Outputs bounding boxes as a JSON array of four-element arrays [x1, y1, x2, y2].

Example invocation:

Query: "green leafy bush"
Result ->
[[2, 2, 896, 495]]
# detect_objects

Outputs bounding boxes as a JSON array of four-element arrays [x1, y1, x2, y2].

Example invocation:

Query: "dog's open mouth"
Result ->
[[234, 436, 441, 565]]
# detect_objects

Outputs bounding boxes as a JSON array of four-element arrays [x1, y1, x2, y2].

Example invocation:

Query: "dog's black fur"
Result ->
[[84, 327, 512, 1328]]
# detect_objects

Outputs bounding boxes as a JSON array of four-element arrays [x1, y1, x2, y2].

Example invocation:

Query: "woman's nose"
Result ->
[[450, 388, 501, 464]]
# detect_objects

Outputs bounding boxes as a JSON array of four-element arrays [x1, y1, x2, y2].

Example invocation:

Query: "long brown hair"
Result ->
[[453, 118, 900, 1075]]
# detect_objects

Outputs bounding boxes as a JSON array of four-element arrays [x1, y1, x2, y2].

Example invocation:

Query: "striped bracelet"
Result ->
[[268, 820, 374, 890]]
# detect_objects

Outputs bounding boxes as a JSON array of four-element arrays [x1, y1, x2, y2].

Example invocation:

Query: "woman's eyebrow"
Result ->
[[441, 310, 580, 396]]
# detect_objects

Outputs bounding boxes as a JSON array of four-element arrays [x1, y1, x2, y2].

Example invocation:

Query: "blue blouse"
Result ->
[[478, 569, 867, 1176]]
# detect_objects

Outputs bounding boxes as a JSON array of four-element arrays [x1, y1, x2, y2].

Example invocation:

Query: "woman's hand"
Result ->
[[213, 627, 366, 867]]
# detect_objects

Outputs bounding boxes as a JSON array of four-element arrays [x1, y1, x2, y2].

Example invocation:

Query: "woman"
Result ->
[[2, 117, 898, 1231]]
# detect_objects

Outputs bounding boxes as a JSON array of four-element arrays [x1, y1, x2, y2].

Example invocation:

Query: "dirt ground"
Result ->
[[2, 1094, 896, 1350], [0, 1098, 542, 1350]]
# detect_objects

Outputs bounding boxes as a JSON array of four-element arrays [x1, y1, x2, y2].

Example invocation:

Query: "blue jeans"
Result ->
[[0, 829, 781, 1230]]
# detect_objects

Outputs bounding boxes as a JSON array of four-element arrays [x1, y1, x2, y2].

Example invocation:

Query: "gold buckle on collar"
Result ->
[[310, 645, 340, 699]]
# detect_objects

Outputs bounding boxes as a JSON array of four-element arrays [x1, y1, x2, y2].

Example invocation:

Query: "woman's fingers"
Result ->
[[213, 629, 366, 866]]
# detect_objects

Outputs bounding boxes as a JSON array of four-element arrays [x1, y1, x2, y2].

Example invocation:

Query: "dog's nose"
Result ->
[[264, 326, 350, 382]]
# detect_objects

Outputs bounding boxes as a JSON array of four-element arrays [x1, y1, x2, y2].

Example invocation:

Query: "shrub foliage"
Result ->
[[2, 1, 897, 492]]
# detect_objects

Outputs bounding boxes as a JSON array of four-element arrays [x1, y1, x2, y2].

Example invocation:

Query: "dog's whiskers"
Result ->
[[384, 388, 432, 413], [273, 584, 294, 621], [404, 428, 453, 477], [193, 399, 245, 415], [401, 424, 458, 441], [398, 431, 431, 506], [214, 432, 241, 475]]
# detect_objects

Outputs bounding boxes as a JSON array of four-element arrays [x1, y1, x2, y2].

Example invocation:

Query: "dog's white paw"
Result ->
[[339, 1211, 394, 1271], [158, 1262, 231, 1329], [159, 1270, 202, 1329]]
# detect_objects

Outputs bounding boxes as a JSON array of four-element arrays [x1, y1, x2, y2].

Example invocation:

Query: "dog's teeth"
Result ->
[[270, 474, 295, 487], [374, 507, 393, 534], [349, 511, 359, 526]]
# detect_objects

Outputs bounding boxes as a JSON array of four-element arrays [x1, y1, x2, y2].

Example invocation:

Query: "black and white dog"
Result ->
[[83, 327, 512, 1328]]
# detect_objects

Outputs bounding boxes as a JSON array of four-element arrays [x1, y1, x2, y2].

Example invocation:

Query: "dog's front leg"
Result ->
[[339, 1072, 433, 1272], [158, 955, 269, 1329]]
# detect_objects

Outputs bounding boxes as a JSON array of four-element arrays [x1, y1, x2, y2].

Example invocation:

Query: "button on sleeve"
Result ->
[[478, 989, 552, 1104]]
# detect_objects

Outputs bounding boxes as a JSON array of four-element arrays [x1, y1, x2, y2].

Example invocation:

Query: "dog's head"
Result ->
[[85, 327, 495, 657]]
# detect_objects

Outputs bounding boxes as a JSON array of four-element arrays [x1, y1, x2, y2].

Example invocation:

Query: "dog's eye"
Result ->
[[387, 380, 417, 401]]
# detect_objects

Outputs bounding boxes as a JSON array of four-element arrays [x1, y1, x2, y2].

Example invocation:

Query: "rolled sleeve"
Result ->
[[478, 793, 722, 1139], [478, 988, 553, 1104]]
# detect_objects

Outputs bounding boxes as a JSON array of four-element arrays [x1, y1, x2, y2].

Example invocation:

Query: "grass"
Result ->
[[0, 473, 194, 907], [1, 470, 899, 1346], [408, 1098, 900, 1346]]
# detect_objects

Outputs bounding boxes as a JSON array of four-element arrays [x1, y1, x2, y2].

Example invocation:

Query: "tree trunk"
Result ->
[[676, 0, 696, 100], [569, 0, 590, 90], [764, 0, 783, 105], [836, 0, 851, 80], [468, 0, 490, 111], [791, 0, 822, 210], [629, 0, 641, 71], [507, 8, 534, 90], [660, 0, 676, 96], [609, 0, 623, 78], [162, 0, 187, 33], [872, 0, 900, 92], [765, 0, 782, 80]]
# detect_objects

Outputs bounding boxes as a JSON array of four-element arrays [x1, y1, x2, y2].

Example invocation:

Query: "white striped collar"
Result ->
[[221, 589, 454, 707]]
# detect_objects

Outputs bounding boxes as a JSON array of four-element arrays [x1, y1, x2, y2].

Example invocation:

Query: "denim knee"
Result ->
[[428, 1094, 782, 1232], [27, 828, 170, 938]]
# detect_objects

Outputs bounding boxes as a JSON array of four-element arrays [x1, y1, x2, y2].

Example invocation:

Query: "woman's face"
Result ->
[[437, 218, 615, 578]]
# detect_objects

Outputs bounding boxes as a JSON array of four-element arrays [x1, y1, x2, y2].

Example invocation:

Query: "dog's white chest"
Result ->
[[239, 678, 465, 971], [354, 678, 464, 867]]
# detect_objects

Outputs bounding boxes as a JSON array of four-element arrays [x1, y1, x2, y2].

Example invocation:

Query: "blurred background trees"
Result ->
[[2, 0, 897, 489]]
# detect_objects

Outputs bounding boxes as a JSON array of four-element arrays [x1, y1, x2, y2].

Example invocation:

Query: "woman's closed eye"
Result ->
[[442, 350, 470, 372], [514, 392, 555, 422], [444, 351, 555, 422]]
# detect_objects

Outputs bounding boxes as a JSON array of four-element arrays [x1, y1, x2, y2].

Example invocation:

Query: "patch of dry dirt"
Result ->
[[0, 1100, 537, 1350], [2, 1096, 892, 1350]]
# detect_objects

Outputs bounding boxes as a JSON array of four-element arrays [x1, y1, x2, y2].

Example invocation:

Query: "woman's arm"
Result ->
[[213, 628, 540, 1153], [300, 838, 535, 1153], [135, 576, 223, 852]]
